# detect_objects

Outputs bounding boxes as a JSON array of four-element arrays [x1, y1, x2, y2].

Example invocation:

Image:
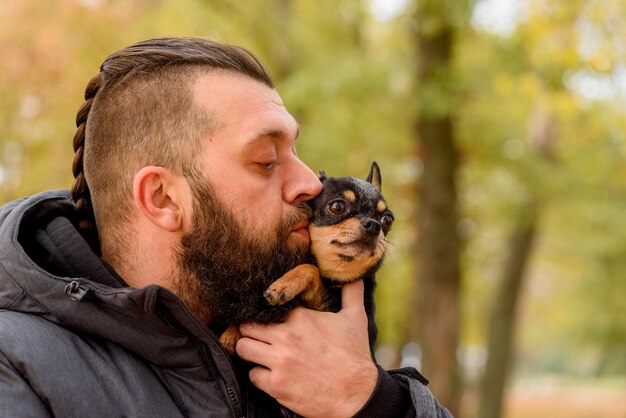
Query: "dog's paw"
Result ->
[[264, 281, 296, 305], [219, 325, 241, 353]]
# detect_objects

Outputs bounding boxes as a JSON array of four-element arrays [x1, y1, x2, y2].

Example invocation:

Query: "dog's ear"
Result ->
[[366, 161, 381, 193], [318, 169, 327, 182]]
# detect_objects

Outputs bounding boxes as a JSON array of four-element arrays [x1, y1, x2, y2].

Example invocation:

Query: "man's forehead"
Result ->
[[243, 125, 301, 146], [193, 71, 278, 105], [192, 72, 299, 145]]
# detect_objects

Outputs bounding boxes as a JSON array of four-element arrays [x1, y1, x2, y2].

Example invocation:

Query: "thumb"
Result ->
[[340, 280, 367, 325]]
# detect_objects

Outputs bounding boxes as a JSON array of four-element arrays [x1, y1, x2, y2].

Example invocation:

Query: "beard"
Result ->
[[174, 178, 311, 331]]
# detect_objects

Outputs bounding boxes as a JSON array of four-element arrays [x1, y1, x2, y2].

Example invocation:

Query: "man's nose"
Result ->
[[284, 158, 323, 204]]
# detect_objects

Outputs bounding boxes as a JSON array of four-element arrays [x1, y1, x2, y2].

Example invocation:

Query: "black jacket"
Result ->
[[0, 190, 452, 417]]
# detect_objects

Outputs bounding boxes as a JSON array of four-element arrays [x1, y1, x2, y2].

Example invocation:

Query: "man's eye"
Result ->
[[257, 161, 277, 172], [327, 200, 347, 216]]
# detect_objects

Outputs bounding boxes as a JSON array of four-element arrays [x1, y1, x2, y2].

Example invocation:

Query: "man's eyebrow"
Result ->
[[245, 124, 300, 145]]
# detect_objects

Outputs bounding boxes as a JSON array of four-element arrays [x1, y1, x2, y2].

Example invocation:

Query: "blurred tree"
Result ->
[[478, 105, 555, 418], [0, 0, 150, 201], [410, 0, 469, 415], [458, 1, 626, 416]]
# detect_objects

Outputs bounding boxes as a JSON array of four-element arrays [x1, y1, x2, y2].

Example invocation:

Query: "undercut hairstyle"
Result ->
[[71, 37, 274, 260]]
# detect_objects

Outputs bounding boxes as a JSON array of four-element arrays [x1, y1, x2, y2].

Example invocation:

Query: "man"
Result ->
[[0, 37, 451, 417]]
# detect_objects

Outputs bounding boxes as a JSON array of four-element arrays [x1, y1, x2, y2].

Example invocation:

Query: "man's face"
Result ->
[[193, 72, 322, 248], [174, 72, 322, 325]]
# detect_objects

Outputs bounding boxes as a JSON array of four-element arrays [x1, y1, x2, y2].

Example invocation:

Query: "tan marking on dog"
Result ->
[[377, 200, 387, 213], [309, 218, 386, 282], [265, 264, 326, 309], [343, 190, 356, 202], [220, 325, 242, 353]]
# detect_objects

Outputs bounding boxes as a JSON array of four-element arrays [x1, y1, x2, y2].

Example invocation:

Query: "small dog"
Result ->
[[220, 161, 393, 356]]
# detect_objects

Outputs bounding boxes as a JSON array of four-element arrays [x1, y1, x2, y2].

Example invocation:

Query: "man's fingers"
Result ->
[[248, 365, 272, 394], [237, 323, 277, 366], [340, 280, 367, 325], [235, 335, 272, 365], [239, 322, 273, 343], [341, 279, 365, 309]]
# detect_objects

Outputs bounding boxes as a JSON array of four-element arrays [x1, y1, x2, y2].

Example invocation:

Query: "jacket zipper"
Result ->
[[159, 309, 244, 418], [199, 344, 244, 418]]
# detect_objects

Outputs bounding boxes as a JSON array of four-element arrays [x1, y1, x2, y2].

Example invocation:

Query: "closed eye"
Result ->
[[256, 161, 279, 174]]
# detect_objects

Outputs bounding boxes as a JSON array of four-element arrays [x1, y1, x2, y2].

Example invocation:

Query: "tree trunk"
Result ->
[[415, 118, 462, 415], [477, 202, 538, 418], [412, 7, 463, 416], [478, 107, 556, 418]]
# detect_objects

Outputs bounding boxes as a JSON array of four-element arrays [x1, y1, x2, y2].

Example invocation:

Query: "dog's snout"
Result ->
[[361, 218, 381, 236]]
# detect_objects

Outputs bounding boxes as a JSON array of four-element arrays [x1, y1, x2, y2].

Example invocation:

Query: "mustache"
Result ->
[[282, 203, 313, 228], [281, 203, 313, 231]]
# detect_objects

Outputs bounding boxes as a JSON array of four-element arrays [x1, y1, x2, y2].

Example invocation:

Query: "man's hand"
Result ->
[[236, 280, 378, 418]]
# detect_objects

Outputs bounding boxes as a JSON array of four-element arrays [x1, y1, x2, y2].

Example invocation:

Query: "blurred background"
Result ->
[[1, 0, 625, 417]]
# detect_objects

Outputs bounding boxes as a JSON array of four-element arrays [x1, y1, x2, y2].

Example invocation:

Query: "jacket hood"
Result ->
[[0, 190, 235, 380]]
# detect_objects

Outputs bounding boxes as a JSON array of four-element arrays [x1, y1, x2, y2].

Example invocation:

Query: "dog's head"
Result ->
[[307, 161, 393, 282]]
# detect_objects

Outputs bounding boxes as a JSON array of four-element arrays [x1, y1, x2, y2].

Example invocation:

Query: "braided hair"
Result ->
[[70, 37, 274, 255], [71, 73, 103, 252]]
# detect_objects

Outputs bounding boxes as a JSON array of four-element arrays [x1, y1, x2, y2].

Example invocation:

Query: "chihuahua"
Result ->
[[262, 161, 393, 355]]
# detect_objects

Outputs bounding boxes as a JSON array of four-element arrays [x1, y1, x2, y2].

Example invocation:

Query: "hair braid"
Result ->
[[71, 73, 103, 253]]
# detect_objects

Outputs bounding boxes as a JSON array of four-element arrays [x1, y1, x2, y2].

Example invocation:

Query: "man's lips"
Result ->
[[291, 220, 310, 240]]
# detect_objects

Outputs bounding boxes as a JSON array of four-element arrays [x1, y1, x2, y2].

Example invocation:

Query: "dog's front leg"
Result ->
[[264, 264, 326, 310], [219, 325, 242, 353]]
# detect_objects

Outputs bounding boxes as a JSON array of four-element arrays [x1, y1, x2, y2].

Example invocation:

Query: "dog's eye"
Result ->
[[327, 200, 347, 216], [381, 215, 394, 229]]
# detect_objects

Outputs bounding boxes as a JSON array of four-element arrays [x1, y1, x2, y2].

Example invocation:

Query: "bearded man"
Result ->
[[0, 37, 452, 417]]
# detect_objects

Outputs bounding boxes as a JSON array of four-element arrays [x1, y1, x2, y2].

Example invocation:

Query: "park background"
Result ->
[[1, 0, 625, 417]]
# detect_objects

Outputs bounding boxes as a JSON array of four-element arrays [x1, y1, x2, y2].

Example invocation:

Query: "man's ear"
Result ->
[[133, 166, 189, 233]]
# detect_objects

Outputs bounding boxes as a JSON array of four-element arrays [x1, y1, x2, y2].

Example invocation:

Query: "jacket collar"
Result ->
[[0, 190, 238, 391]]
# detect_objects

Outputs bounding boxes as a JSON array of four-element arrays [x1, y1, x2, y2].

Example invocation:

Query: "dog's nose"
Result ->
[[361, 218, 381, 236]]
